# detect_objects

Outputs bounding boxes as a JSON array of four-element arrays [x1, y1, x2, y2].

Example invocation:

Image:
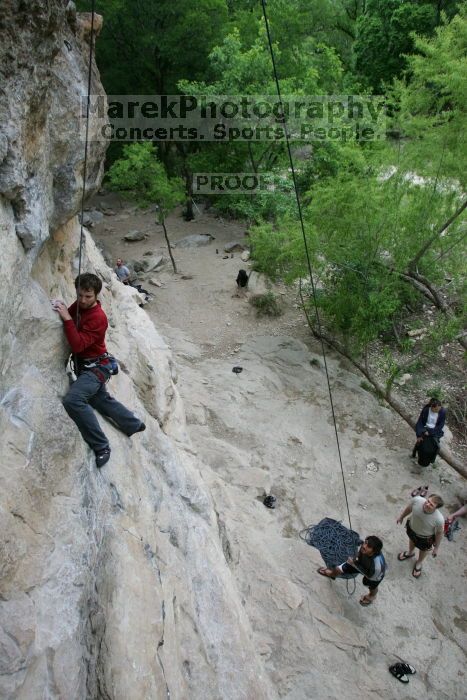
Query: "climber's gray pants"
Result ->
[[63, 368, 141, 452]]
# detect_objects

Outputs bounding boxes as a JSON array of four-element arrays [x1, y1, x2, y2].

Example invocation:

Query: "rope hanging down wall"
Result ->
[[259, 0, 353, 531], [75, 0, 96, 326]]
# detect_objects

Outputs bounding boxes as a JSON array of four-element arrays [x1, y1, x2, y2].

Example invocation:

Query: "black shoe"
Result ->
[[130, 422, 146, 435], [95, 447, 111, 468]]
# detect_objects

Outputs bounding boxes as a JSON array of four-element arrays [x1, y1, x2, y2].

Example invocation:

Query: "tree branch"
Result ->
[[408, 197, 467, 271]]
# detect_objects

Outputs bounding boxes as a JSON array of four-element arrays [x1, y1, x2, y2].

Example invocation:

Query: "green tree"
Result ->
[[77, 0, 229, 94], [106, 143, 185, 272], [353, 0, 460, 91], [178, 22, 346, 222], [249, 7, 467, 473]]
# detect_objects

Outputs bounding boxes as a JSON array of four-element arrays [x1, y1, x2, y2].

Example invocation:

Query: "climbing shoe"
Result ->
[[95, 447, 111, 468]]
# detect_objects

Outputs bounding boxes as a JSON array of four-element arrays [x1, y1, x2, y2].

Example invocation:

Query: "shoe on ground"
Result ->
[[95, 447, 111, 468], [129, 422, 146, 436]]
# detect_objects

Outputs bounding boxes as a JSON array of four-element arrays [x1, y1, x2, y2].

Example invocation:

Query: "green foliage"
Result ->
[[249, 220, 306, 281], [392, 4, 467, 188], [353, 0, 461, 92], [106, 143, 185, 221], [77, 0, 228, 94], [426, 386, 444, 400], [249, 291, 283, 317]]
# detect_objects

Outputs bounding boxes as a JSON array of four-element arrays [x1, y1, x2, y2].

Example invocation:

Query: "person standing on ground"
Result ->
[[411, 397, 446, 467], [397, 494, 444, 578], [317, 536, 386, 606], [52, 273, 145, 468]]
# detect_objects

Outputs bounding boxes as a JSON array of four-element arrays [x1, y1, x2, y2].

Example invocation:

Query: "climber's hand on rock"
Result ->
[[52, 300, 71, 320]]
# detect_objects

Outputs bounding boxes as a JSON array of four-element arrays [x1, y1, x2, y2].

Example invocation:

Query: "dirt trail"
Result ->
[[91, 194, 305, 356]]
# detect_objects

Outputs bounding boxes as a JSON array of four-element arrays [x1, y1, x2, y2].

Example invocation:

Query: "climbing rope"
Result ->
[[299, 518, 361, 570], [75, 0, 96, 330], [260, 0, 353, 532], [300, 518, 361, 595]]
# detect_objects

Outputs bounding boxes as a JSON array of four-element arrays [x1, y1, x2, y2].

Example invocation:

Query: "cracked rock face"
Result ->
[[0, 3, 274, 699], [0, 0, 107, 255]]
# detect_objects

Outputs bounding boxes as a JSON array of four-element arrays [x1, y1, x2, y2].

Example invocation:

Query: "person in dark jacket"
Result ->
[[411, 398, 446, 467]]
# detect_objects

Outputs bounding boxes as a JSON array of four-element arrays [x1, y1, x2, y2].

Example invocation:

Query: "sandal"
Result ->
[[389, 663, 410, 684], [397, 662, 416, 675], [411, 485, 429, 497], [317, 567, 336, 580], [412, 564, 422, 578], [397, 551, 415, 561]]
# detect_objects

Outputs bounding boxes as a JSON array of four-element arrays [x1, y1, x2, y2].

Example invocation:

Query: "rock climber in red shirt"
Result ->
[[52, 273, 145, 467]]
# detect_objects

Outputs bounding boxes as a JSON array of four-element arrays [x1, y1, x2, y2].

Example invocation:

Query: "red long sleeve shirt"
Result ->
[[64, 301, 108, 359]]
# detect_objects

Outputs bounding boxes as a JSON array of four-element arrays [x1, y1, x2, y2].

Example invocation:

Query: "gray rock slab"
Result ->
[[174, 234, 213, 248], [224, 240, 248, 252], [124, 229, 147, 242]]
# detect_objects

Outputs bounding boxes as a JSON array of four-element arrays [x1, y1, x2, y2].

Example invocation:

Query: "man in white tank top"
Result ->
[[397, 494, 444, 578]]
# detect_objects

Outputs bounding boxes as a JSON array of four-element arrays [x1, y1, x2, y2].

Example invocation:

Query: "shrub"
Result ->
[[249, 292, 283, 317]]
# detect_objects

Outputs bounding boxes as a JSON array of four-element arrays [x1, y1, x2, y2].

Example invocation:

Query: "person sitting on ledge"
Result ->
[[52, 273, 145, 468], [411, 397, 446, 468], [114, 257, 150, 301]]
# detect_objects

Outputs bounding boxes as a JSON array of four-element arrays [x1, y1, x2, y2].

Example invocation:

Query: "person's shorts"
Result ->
[[406, 521, 435, 551], [339, 562, 384, 590]]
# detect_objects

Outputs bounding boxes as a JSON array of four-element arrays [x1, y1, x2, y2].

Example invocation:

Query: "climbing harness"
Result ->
[[70, 352, 119, 377]]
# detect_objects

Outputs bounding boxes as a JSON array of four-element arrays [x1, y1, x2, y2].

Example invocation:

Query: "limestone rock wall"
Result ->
[[0, 0, 106, 254], [0, 4, 273, 698]]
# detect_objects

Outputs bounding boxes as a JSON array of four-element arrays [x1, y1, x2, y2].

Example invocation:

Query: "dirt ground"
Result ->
[[90, 193, 308, 357]]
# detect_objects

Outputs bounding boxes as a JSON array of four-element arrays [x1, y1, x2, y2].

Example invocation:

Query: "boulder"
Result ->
[[224, 241, 247, 253], [80, 209, 104, 227], [395, 372, 412, 386], [124, 229, 147, 242], [131, 260, 146, 273], [145, 255, 165, 272], [174, 234, 213, 248], [246, 270, 270, 295]]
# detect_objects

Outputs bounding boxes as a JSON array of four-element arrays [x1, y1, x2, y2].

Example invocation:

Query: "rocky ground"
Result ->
[[89, 193, 466, 699]]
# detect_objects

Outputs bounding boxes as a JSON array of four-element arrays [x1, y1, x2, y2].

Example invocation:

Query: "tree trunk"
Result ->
[[160, 216, 177, 274], [184, 168, 194, 221], [398, 270, 467, 351]]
